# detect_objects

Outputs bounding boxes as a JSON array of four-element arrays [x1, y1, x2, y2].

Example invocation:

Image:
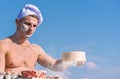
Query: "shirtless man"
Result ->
[[0, 4, 68, 74]]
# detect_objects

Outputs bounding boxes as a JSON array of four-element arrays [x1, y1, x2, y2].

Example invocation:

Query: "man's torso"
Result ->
[[2, 38, 40, 73]]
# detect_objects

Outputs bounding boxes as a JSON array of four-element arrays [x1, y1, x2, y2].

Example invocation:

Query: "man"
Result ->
[[0, 4, 84, 75], [0, 4, 69, 74]]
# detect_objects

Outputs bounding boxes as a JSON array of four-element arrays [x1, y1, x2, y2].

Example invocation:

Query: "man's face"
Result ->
[[17, 16, 38, 38]]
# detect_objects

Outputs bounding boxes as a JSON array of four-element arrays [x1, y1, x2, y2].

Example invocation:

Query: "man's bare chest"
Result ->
[[6, 44, 39, 67]]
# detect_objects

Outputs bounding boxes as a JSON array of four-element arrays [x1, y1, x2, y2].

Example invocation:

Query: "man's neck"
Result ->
[[9, 33, 30, 47]]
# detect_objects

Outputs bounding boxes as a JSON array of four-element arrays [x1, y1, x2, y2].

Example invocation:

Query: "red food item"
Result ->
[[21, 70, 46, 78]]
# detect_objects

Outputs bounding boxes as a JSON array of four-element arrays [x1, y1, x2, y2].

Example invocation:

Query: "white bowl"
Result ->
[[0, 75, 4, 79], [0, 71, 6, 79], [62, 51, 86, 66]]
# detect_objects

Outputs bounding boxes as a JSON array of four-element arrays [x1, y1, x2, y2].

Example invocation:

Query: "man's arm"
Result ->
[[36, 45, 69, 71], [0, 41, 8, 72]]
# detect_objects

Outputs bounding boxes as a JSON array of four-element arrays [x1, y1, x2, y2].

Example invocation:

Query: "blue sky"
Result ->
[[0, 0, 120, 79]]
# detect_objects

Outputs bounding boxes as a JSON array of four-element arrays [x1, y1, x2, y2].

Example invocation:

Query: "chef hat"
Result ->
[[17, 4, 43, 26]]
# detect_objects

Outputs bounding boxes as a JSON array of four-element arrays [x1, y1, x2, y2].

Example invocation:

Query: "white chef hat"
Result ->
[[17, 4, 43, 26]]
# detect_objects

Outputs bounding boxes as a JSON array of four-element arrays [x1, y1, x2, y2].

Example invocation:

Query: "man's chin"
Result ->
[[25, 34, 32, 38]]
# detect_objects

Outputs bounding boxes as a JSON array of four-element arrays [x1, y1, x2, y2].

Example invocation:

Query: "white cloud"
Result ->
[[85, 61, 98, 70]]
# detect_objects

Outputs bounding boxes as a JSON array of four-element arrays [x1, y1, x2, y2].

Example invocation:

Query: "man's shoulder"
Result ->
[[30, 44, 45, 54], [30, 43, 43, 50], [0, 38, 11, 52], [0, 38, 11, 46], [31, 43, 41, 48]]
